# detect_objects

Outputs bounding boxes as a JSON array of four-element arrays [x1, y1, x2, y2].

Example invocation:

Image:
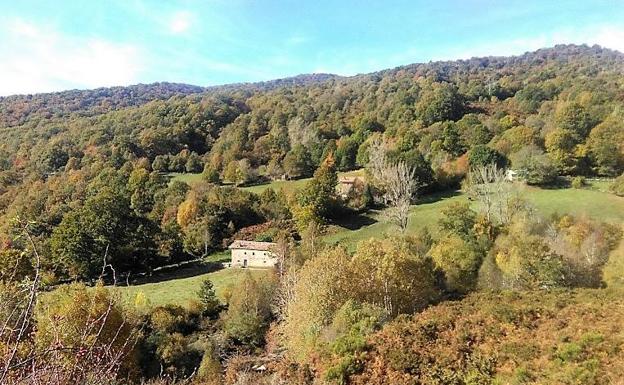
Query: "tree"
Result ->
[[185, 152, 203, 173], [429, 234, 483, 294], [382, 161, 417, 231], [587, 116, 624, 176], [283, 144, 313, 179], [33, 283, 138, 380], [282, 247, 351, 360], [441, 122, 466, 156], [509, 145, 558, 185], [152, 155, 169, 172], [492, 218, 567, 290], [222, 272, 276, 348], [465, 163, 514, 225], [555, 102, 595, 138], [350, 238, 440, 315], [197, 278, 221, 317], [545, 128, 582, 174], [367, 138, 420, 231], [295, 154, 338, 229], [611, 173, 624, 197], [416, 82, 464, 125], [202, 164, 220, 183], [0, 248, 33, 282], [51, 188, 158, 279], [438, 202, 478, 241], [467, 145, 504, 168]]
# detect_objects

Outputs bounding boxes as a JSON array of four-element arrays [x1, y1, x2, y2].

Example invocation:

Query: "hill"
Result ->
[[0, 43, 623, 282]]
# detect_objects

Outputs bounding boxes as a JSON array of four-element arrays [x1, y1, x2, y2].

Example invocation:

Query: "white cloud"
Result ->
[[168, 11, 194, 34], [0, 18, 143, 96]]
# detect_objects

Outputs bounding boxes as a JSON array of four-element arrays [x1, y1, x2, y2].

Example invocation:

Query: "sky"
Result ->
[[1, 0, 624, 96]]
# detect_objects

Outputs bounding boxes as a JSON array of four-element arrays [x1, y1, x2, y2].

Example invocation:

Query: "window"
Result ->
[[244, 251, 247, 255], [252, 252, 255, 256]]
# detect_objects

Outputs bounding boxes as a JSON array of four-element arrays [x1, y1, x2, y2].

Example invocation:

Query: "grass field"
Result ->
[[116, 177, 623, 308], [115, 266, 270, 308], [169, 169, 366, 195], [326, 181, 624, 249]]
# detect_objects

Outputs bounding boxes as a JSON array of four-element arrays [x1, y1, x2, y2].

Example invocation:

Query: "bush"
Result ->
[[611, 173, 624, 196], [571, 176, 586, 189]]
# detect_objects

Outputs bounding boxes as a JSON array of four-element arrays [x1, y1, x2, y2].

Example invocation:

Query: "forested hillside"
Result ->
[[0, 44, 623, 281]]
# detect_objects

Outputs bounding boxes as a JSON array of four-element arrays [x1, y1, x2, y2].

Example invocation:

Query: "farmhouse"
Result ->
[[336, 176, 365, 198], [228, 240, 277, 268]]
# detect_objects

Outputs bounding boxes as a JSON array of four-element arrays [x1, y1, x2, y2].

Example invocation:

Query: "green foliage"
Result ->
[[611, 173, 624, 197], [438, 201, 478, 240], [510, 145, 558, 185], [587, 116, 624, 176], [430, 234, 483, 294], [416, 82, 465, 125], [50, 187, 158, 279], [295, 154, 338, 228], [571, 176, 586, 189], [0, 248, 33, 282], [221, 272, 277, 348], [197, 278, 222, 318], [468, 145, 504, 168]]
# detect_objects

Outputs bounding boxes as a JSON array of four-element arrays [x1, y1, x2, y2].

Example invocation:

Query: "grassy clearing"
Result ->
[[326, 183, 624, 249], [166, 172, 205, 185], [169, 169, 366, 195], [116, 267, 270, 308]]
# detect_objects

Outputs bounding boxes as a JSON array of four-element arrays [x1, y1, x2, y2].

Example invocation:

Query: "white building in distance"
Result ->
[[228, 240, 277, 268]]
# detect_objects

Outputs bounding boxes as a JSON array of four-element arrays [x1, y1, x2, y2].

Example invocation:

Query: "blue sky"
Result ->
[[1, 0, 623, 96]]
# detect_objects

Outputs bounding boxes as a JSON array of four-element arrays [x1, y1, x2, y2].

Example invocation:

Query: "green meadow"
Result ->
[[115, 178, 624, 308]]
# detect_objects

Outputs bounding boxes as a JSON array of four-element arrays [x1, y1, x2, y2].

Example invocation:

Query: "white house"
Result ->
[[228, 240, 277, 268], [505, 169, 518, 182]]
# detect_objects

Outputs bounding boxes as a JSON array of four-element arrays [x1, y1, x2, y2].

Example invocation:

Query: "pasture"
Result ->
[[115, 177, 624, 307]]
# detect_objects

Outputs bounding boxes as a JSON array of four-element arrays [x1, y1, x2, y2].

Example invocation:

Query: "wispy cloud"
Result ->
[[286, 34, 310, 46], [0, 18, 144, 96], [168, 10, 194, 35]]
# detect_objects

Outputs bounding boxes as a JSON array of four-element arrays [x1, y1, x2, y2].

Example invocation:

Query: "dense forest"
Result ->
[[1, 44, 624, 384]]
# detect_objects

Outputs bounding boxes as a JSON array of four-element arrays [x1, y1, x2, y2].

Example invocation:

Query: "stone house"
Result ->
[[228, 240, 277, 268]]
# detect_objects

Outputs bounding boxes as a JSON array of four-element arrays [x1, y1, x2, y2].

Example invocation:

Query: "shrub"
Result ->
[[571, 176, 586, 189], [611, 173, 624, 196]]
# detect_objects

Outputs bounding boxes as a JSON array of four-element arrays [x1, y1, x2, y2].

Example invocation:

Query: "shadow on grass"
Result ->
[[123, 260, 226, 286], [332, 212, 378, 230], [418, 189, 463, 204]]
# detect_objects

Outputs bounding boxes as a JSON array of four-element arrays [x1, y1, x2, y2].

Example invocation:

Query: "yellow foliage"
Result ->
[[177, 192, 199, 227]]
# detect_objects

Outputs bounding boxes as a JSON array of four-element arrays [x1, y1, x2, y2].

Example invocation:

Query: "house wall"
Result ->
[[231, 248, 277, 268]]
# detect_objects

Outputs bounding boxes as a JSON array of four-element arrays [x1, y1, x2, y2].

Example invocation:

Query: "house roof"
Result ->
[[338, 176, 363, 184], [228, 240, 277, 251]]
